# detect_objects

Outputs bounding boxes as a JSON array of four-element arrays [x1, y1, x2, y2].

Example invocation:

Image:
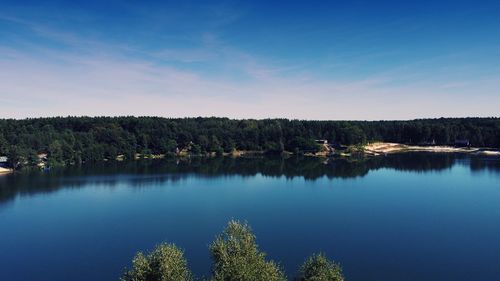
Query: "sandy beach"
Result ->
[[364, 142, 499, 156], [0, 167, 13, 174]]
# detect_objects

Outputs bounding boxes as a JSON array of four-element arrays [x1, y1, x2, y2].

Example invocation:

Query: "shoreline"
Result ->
[[363, 142, 500, 156], [3, 144, 499, 173], [0, 167, 13, 174]]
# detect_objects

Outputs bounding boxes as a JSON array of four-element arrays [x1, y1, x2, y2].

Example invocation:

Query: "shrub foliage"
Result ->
[[209, 220, 286, 281], [122, 221, 345, 281], [121, 243, 193, 281], [297, 253, 344, 281]]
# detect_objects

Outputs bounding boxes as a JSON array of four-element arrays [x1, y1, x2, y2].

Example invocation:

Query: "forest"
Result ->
[[0, 116, 499, 169]]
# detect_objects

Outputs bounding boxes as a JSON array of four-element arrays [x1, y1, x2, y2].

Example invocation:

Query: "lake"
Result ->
[[1, 153, 500, 281]]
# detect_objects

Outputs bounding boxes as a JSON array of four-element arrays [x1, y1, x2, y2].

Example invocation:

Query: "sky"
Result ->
[[1, 0, 499, 120]]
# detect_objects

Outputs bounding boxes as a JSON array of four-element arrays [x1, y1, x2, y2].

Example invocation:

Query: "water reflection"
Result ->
[[0, 153, 499, 205]]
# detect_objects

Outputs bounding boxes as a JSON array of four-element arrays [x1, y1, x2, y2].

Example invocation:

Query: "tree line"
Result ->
[[121, 220, 344, 281], [0, 116, 499, 168]]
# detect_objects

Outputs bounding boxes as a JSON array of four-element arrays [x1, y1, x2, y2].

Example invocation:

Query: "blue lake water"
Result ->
[[0, 154, 500, 281]]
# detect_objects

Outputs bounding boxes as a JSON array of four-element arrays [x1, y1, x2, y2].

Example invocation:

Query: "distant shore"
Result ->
[[363, 142, 500, 156], [2, 143, 499, 173]]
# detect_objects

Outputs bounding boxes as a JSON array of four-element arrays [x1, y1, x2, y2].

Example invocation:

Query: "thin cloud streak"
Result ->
[[1, 47, 499, 120], [1, 11, 499, 120]]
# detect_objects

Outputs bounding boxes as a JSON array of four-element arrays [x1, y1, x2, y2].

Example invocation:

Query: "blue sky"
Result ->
[[1, 0, 499, 120]]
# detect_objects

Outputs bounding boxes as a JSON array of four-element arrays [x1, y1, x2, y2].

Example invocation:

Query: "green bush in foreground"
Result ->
[[122, 220, 344, 281], [297, 253, 344, 281], [121, 243, 192, 281], [210, 220, 286, 281]]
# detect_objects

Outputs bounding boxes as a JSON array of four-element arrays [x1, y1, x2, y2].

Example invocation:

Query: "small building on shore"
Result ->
[[0, 156, 8, 168]]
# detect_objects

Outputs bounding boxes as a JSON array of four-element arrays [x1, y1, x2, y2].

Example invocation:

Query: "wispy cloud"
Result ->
[[1, 8, 499, 120]]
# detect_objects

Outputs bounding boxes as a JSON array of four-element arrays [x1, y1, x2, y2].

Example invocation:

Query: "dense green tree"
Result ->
[[297, 253, 344, 281], [209, 220, 286, 281], [190, 144, 202, 155], [264, 140, 284, 154], [121, 243, 192, 281], [0, 134, 8, 155], [27, 149, 40, 166], [48, 140, 64, 166], [162, 139, 178, 155], [222, 139, 236, 153], [7, 145, 26, 169], [289, 137, 319, 153]]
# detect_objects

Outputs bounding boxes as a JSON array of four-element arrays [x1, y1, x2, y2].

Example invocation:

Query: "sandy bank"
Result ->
[[0, 167, 13, 174], [476, 150, 500, 156], [363, 142, 499, 156]]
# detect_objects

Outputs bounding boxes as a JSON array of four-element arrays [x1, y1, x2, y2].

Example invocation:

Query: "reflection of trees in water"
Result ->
[[0, 153, 499, 204], [469, 157, 500, 173], [367, 153, 458, 173]]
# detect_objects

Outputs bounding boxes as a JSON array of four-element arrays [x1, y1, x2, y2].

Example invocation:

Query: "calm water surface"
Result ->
[[1, 154, 500, 281]]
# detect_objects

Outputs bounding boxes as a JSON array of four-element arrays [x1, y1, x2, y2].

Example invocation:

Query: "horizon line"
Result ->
[[1, 115, 499, 122]]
